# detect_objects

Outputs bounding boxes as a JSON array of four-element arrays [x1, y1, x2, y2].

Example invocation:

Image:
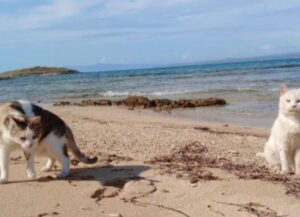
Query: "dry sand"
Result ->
[[0, 106, 299, 217]]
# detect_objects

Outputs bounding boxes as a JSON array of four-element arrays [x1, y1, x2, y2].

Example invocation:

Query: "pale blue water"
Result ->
[[1, 58, 300, 126]]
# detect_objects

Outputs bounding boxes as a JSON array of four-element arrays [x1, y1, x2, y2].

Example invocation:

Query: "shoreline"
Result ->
[[50, 99, 274, 128]]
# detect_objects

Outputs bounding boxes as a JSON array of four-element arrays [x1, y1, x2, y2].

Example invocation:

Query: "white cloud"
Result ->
[[1, 0, 300, 45], [261, 44, 272, 51], [99, 56, 107, 64], [180, 52, 191, 60], [0, 0, 104, 30]]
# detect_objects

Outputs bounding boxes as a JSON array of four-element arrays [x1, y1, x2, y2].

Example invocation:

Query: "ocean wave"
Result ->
[[97, 88, 270, 97], [100, 90, 192, 97], [269, 64, 300, 69]]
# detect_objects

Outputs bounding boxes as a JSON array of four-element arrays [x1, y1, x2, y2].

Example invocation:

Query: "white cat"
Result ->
[[0, 100, 97, 184], [262, 84, 300, 175]]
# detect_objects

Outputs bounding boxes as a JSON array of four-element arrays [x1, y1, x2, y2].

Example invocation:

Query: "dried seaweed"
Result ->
[[149, 141, 300, 197], [148, 142, 219, 183]]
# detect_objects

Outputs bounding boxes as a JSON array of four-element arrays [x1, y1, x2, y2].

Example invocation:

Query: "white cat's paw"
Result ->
[[280, 169, 290, 175], [56, 171, 69, 178], [0, 177, 8, 184], [26, 170, 36, 179], [41, 166, 51, 172]]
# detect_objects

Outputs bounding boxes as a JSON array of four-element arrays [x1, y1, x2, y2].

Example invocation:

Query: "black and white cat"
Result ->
[[0, 100, 97, 183]]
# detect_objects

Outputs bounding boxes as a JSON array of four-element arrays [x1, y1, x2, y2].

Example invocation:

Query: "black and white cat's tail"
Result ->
[[65, 128, 98, 164]]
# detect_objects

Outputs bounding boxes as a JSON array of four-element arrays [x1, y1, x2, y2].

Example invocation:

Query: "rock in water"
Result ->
[[54, 96, 227, 111]]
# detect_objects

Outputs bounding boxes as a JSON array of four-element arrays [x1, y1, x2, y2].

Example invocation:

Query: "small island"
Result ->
[[0, 66, 79, 80]]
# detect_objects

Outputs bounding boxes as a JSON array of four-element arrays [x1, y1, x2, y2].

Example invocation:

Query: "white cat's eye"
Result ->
[[297, 100, 300, 103], [286, 99, 291, 103]]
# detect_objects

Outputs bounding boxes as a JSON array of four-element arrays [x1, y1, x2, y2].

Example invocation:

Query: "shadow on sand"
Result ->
[[8, 164, 151, 187]]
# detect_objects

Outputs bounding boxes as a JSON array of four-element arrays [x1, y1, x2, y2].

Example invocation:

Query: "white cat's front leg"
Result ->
[[24, 152, 36, 179], [295, 149, 300, 175], [0, 147, 10, 184], [279, 150, 290, 175]]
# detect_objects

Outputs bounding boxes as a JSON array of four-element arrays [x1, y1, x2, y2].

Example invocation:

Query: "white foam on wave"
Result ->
[[99, 87, 274, 97], [100, 89, 192, 97]]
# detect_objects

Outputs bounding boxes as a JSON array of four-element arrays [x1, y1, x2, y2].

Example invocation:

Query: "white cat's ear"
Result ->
[[280, 84, 288, 95]]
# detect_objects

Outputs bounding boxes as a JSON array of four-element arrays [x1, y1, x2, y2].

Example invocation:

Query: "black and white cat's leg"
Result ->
[[54, 144, 70, 178], [41, 157, 55, 172], [42, 134, 70, 178], [0, 146, 10, 184], [24, 152, 36, 179]]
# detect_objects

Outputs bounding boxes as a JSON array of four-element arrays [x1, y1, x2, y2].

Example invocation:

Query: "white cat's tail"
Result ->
[[256, 152, 265, 158], [66, 128, 98, 164]]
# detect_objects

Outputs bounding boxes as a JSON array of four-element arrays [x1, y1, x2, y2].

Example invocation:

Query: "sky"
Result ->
[[0, 0, 300, 72]]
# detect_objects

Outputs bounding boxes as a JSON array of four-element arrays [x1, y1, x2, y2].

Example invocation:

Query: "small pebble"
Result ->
[[190, 183, 198, 188], [107, 213, 122, 217]]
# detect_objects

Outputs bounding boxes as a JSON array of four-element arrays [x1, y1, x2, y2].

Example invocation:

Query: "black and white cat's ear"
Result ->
[[280, 84, 288, 95], [9, 114, 27, 128]]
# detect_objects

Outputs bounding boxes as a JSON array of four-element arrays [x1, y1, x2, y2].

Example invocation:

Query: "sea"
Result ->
[[1, 58, 300, 127]]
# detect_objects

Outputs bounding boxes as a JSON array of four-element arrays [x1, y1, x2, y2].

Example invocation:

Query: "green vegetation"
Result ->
[[0, 66, 79, 79]]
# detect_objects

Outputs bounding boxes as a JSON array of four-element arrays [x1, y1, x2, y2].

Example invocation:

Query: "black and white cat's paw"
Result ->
[[26, 169, 36, 179], [56, 171, 69, 178], [41, 166, 52, 172]]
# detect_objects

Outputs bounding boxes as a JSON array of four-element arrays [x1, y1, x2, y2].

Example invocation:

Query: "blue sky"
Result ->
[[0, 0, 300, 72]]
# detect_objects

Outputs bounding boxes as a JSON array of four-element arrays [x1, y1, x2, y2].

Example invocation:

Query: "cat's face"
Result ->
[[279, 85, 300, 116], [5, 115, 42, 152]]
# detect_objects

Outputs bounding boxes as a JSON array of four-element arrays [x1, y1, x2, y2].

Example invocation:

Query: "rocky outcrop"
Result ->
[[0, 66, 78, 80], [54, 96, 226, 111]]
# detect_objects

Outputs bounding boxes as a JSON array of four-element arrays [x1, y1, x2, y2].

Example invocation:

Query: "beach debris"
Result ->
[[194, 126, 210, 131], [194, 126, 268, 138], [54, 96, 227, 111], [90, 187, 119, 202], [105, 213, 123, 217], [214, 200, 287, 217], [37, 212, 59, 217], [90, 188, 105, 200], [9, 156, 22, 161], [149, 141, 300, 197]]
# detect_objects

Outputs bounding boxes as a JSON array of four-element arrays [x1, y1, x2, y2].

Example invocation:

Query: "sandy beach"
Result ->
[[1, 105, 299, 217]]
